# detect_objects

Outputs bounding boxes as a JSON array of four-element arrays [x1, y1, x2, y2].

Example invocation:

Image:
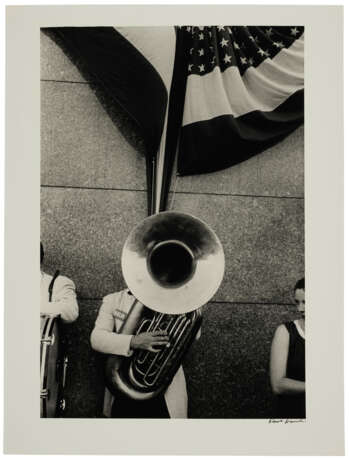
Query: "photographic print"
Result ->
[[5, 5, 344, 455], [40, 24, 305, 420]]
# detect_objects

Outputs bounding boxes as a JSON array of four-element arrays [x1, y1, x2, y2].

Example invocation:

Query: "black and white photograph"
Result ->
[[40, 23, 305, 420], [5, 4, 344, 455]]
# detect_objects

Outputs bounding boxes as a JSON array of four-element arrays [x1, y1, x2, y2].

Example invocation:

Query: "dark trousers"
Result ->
[[111, 391, 170, 418]]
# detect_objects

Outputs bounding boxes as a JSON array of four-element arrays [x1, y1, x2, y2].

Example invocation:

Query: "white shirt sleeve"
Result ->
[[41, 275, 79, 323], [90, 293, 133, 356]]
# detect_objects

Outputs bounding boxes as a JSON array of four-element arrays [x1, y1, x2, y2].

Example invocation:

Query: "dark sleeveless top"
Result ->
[[276, 321, 306, 418]]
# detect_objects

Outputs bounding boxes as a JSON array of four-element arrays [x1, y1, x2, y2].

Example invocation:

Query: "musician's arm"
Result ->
[[41, 276, 79, 323], [270, 324, 305, 395], [90, 294, 133, 356]]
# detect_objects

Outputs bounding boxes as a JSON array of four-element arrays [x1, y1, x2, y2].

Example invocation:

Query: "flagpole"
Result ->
[[154, 108, 170, 214], [151, 156, 157, 215], [152, 26, 187, 214], [158, 26, 188, 213]]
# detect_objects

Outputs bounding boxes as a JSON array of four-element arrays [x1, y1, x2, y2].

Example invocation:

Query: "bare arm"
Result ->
[[270, 324, 305, 395]]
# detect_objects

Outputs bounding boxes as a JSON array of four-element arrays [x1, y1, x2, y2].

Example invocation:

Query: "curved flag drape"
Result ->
[[43, 26, 304, 211], [175, 26, 304, 176], [43, 26, 176, 214]]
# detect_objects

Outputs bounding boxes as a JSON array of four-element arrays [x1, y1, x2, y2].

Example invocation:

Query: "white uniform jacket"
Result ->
[[40, 272, 79, 323], [90, 289, 191, 418]]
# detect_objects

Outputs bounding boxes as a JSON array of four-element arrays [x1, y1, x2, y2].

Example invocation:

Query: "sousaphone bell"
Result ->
[[106, 211, 225, 400]]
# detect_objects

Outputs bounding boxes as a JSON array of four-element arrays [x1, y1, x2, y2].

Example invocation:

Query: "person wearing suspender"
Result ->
[[40, 243, 79, 323]]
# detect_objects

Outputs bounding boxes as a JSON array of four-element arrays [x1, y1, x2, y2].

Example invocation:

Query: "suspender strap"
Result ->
[[48, 270, 60, 302]]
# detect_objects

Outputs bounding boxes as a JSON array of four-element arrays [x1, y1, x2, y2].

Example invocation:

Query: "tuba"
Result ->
[[105, 211, 225, 400]]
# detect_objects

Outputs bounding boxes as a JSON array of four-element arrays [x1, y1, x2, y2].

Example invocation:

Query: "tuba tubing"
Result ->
[[105, 300, 203, 401], [105, 299, 163, 401], [105, 212, 224, 400]]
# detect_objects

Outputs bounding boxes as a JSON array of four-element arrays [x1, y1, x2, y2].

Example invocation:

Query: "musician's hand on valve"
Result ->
[[130, 331, 169, 353]]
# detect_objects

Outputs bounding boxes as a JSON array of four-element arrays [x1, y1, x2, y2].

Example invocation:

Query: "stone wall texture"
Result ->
[[40, 30, 304, 418]]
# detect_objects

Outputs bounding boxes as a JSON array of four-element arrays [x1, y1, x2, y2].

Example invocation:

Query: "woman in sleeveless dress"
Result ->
[[270, 278, 305, 418]]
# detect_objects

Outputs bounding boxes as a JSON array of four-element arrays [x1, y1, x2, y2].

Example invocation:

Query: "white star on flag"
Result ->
[[223, 54, 232, 63], [233, 42, 240, 49], [199, 64, 205, 72], [291, 27, 299, 36], [220, 37, 228, 47], [198, 48, 204, 56], [199, 33, 204, 40]]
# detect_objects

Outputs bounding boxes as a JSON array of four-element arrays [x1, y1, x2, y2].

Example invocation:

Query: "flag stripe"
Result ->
[[44, 26, 177, 214], [46, 27, 168, 157], [114, 27, 177, 213], [115, 27, 176, 91], [183, 34, 304, 125], [178, 89, 304, 175]]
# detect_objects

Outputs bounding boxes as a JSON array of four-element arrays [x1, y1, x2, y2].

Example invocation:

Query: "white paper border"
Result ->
[[4, 4, 344, 455]]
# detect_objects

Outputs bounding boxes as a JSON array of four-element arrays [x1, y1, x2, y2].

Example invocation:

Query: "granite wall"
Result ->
[[40, 30, 304, 418]]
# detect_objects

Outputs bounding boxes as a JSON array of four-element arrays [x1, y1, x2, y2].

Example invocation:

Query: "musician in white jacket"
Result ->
[[40, 243, 79, 323], [91, 289, 194, 418]]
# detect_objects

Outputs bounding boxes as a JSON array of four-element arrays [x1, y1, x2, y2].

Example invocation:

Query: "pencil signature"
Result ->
[[268, 418, 305, 424]]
